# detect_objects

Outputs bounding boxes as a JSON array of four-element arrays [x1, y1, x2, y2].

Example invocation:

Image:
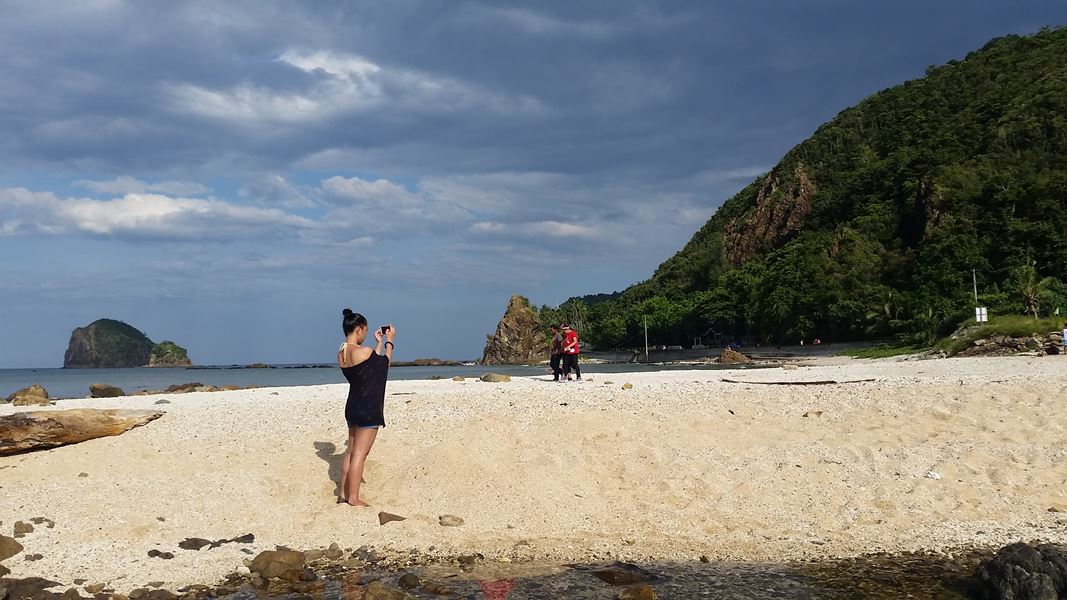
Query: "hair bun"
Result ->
[[342, 308, 354, 318]]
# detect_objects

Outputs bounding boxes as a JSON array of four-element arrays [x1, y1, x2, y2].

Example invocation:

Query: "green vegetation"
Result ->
[[88, 319, 154, 357], [150, 340, 190, 363], [544, 28, 1067, 350], [937, 314, 1064, 355], [836, 345, 927, 359]]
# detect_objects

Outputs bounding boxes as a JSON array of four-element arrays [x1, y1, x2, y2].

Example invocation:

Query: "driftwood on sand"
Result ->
[[0, 409, 164, 455], [720, 378, 876, 386]]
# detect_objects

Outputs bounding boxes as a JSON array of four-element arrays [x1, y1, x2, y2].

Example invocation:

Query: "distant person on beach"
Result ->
[[337, 309, 394, 507], [1063, 322, 1067, 351], [550, 324, 564, 382], [562, 324, 581, 380]]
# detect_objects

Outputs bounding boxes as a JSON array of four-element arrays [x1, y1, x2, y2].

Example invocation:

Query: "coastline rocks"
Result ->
[[479, 373, 511, 383], [392, 358, 461, 367], [717, 348, 753, 365], [6, 384, 49, 406], [148, 341, 192, 367], [957, 332, 1064, 358], [249, 549, 305, 581], [89, 383, 126, 398], [481, 295, 548, 365], [0, 409, 164, 455], [972, 542, 1067, 600]]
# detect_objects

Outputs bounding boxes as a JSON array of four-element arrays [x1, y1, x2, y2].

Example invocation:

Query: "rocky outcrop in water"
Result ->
[[64, 319, 191, 368], [481, 295, 548, 365], [148, 340, 192, 367], [0, 408, 164, 455]]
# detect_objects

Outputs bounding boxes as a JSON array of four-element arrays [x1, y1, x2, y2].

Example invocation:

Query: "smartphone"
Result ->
[[380, 325, 390, 334]]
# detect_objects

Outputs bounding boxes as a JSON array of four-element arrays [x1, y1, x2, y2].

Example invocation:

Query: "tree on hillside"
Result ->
[[1015, 259, 1058, 317]]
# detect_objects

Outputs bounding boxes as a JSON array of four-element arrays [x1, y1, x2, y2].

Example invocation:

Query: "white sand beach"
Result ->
[[2, 355, 1066, 590]]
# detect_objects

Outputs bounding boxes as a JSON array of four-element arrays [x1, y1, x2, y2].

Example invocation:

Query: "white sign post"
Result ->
[[975, 307, 988, 323]]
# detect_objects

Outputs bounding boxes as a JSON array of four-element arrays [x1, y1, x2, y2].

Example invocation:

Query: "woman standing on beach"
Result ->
[[337, 309, 394, 507]]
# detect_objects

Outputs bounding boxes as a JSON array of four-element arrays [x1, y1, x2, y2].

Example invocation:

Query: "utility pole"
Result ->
[[644, 316, 649, 363], [972, 268, 979, 304]]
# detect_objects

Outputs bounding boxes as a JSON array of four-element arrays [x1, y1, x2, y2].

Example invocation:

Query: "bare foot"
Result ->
[[336, 496, 346, 504], [346, 499, 370, 507]]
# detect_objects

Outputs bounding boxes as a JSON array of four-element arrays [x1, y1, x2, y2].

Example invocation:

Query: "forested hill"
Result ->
[[567, 27, 1067, 349]]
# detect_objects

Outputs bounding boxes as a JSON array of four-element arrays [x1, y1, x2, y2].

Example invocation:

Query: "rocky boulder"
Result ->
[[148, 340, 192, 367], [6, 384, 49, 406], [64, 319, 155, 368], [0, 534, 24, 561], [0, 409, 164, 455], [481, 295, 548, 365], [89, 383, 126, 398], [717, 348, 753, 365], [958, 332, 1063, 357], [971, 542, 1067, 600], [249, 549, 305, 580]]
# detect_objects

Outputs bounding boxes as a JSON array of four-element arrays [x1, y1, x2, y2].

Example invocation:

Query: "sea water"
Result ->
[[0, 362, 762, 400]]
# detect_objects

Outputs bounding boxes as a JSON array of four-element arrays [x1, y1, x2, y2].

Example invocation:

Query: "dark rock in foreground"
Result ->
[[0, 409, 164, 455], [249, 549, 305, 580], [972, 542, 1067, 600], [0, 534, 24, 561]]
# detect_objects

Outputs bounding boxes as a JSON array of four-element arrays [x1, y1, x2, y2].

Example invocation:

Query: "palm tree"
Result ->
[[1016, 258, 1056, 318]]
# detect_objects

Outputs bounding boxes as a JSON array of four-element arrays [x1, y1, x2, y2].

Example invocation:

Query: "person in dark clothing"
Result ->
[[549, 324, 564, 381], [337, 308, 394, 507]]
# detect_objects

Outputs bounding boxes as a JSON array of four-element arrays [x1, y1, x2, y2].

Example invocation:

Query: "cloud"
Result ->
[[239, 174, 316, 208], [474, 7, 621, 37], [166, 48, 543, 126], [319, 175, 470, 229], [0, 187, 315, 241], [74, 176, 211, 196], [470, 220, 599, 239]]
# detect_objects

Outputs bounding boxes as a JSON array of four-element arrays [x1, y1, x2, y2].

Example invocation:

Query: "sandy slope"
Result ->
[[1, 355, 1066, 589]]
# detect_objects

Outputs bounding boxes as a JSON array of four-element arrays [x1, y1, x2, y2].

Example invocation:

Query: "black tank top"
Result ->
[[340, 347, 389, 428]]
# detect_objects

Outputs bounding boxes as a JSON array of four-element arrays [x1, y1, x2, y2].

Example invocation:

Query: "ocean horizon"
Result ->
[[0, 361, 759, 400]]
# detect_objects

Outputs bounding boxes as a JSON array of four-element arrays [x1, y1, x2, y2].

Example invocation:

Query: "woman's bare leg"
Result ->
[[344, 427, 378, 507], [337, 433, 356, 502]]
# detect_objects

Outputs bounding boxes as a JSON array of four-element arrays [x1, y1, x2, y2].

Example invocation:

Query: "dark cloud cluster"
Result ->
[[0, 0, 1063, 365]]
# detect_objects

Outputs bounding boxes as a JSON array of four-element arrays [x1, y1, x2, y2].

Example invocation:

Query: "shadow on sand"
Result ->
[[314, 441, 345, 498]]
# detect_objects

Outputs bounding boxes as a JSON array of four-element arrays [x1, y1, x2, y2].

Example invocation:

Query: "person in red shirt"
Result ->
[[561, 324, 581, 380]]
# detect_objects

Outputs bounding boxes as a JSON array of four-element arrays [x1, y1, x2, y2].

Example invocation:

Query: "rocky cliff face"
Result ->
[[481, 295, 548, 365], [63, 319, 188, 368], [723, 163, 815, 267]]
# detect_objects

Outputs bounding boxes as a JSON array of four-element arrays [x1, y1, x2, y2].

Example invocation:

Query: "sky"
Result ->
[[1, 1, 1064, 367]]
